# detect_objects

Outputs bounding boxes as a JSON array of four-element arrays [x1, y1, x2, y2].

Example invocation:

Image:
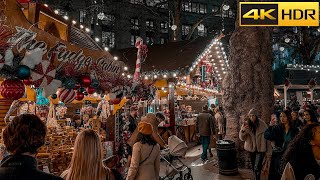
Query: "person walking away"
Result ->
[[214, 107, 225, 140], [61, 129, 120, 180], [196, 105, 214, 162], [264, 110, 299, 180], [129, 107, 138, 133], [281, 124, 320, 180], [0, 114, 63, 180], [291, 111, 303, 130], [127, 122, 160, 180], [239, 108, 268, 180]]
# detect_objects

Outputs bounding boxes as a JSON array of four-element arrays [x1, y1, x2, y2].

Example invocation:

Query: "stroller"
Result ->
[[160, 135, 193, 180]]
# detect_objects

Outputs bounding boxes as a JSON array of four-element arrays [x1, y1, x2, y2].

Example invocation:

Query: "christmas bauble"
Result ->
[[17, 65, 31, 80], [79, 87, 86, 93], [58, 88, 76, 103], [110, 98, 121, 105], [23, 77, 33, 86], [75, 92, 84, 101], [63, 79, 76, 89], [0, 79, 25, 100], [87, 86, 95, 94], [73, 83, 81, 90], [91, 79, 100, 88], [51, 94, 57, 99], [81, 75, 91, 87]]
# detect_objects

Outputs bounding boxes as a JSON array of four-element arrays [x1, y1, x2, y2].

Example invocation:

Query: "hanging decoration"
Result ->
[[17, 65, 31, 79], [75, 92, 85, 101], [133, 37, 148, 81], [58, 88, 76, 103], [62, 78, 76, 89], [0, 78, 25, 100], [23, 77, 33, 86], [81, 75, 92, 87], [308, 78, 317, 89], [87, 86, 95, 94]]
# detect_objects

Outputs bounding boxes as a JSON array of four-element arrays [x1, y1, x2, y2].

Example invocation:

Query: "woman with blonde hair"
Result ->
[[61, 129, 119, 180]]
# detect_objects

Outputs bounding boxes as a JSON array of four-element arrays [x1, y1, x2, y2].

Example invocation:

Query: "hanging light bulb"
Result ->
[[285, 38, 290, 43], [223, 4, 230, 11]]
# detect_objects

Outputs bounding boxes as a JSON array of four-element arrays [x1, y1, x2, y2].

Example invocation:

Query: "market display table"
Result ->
[[175, 123, 197, 144]]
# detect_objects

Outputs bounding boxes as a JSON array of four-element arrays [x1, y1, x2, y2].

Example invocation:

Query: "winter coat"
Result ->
[[281, 162, 320, 180], [0, 155, 63, 180], [196, 112, 214, 136], [126, 142, 160, 180], [264, 125, 299, 152], [215, 112, 225, 135], [239, 119, 268, 152]]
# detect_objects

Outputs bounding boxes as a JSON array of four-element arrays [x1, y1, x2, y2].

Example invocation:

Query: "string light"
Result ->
[[72, 20, 77, 25], [104, 47, 109, 51]]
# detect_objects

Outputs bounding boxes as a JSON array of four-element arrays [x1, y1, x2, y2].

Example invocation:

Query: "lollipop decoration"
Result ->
[[133, 37, 148, 81], [58, 88, 76, 104]]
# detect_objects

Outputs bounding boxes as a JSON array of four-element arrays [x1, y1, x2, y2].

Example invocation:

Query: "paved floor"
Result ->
[[160, 145, 256, 180]]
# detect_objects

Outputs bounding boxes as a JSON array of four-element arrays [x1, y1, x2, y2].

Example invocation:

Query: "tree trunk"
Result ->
[[222, 25, 274, 167]]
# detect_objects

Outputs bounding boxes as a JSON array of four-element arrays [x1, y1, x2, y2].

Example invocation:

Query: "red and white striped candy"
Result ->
[[58, 88, 76, 104]]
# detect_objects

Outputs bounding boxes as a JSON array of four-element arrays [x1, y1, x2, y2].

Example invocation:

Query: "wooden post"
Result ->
[[168, 82, 176, 135]]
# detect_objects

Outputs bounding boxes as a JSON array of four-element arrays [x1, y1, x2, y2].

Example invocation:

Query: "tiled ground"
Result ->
[[160, 145, 260, 180]]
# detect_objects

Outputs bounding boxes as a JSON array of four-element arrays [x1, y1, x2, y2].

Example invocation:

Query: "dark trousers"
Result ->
[[268, 152, 282, 180], [249, 152, 265, 180], [200, 136, 210, 160]]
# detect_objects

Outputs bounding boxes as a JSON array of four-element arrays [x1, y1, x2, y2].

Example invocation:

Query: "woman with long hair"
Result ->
[[281, 123, 320, 180], [61, 129, 119, 180], [264, 110, 299, 180], [239, 108, 268, 180], [126, 121, 160, 180], [303, 109, 318, 125]]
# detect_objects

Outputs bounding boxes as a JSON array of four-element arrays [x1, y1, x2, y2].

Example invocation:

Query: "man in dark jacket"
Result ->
[[128, 106, 138, 133], [0, 114, 62, 180], [196, 105, 215, 162]]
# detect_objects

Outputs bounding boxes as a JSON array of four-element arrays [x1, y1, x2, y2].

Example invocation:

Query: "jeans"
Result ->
[[200, 136, 210, 160], [249, 152, 265, 180]]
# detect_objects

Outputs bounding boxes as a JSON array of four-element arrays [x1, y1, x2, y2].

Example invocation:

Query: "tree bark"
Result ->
[[222, 18, 274, 167]]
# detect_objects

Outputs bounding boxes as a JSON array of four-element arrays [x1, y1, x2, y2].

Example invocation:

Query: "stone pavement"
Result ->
[[160, 145, 255, 180]]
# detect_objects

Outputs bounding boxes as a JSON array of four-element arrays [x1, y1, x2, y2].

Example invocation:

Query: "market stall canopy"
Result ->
[[3, 0, 125, 84], [113, 36, 214, 74]]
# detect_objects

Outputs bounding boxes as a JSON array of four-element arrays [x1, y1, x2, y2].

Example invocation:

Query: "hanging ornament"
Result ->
[[75, 92, 84, 101], [23, 77, 33, 86], [51, 94, 57, 99], [110, 98, 121, 105], [17, 65, 31, 80], [63, 78, 76, 89], [87, 86, 95, 94], [73, 83, 81, 90], [83, 91, 89, 96], [284, 78, 291, 87], [58, 88, 76, 104], [79, 87, 86, 93], [90, 79, 100, 88], [81, 75, 91, 87], [0, 79, 25, 100]]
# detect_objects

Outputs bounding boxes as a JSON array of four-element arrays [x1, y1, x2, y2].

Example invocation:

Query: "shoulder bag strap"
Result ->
[[139, 145, 155, 165]]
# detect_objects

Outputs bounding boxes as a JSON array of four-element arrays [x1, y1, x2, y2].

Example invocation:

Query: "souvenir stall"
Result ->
[[0, 0, 139, 176]]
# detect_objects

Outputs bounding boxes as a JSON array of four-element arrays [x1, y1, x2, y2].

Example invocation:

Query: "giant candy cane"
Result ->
[[133, 37, 148, 81]]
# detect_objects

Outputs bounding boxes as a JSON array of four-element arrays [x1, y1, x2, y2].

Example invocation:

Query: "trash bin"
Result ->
[[216, 140, 238, 176]]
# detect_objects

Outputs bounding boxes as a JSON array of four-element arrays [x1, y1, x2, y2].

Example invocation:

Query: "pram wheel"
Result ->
[[184, 173, 193, 180]]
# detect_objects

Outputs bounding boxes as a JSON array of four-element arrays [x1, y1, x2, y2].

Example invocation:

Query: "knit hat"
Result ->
[[138, 122, 153, 135], [248, 108, 258, 116]]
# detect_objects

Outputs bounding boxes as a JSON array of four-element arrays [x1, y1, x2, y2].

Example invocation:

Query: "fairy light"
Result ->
[[72, 20, 77, 25]]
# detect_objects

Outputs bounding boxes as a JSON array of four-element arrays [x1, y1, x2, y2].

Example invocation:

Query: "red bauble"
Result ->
[[110, 98, 121, 105], [1, 79, 25, 100], [81, 75, 91, 87], [73, 83, 81, 90], [23, 77, 33, 86], [75, 92, 84, 101], [87, 86, 95, 94]]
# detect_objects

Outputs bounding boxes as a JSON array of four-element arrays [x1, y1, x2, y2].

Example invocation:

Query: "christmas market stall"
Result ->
[[115, 34, 229, 145], [0, 0, 141, 176]]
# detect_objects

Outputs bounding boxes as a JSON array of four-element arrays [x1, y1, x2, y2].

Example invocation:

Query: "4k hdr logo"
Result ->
[[240, 2, 319, 26]]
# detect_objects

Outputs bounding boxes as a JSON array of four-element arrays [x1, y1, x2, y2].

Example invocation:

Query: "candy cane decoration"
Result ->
[[134, 37, 148, 81]]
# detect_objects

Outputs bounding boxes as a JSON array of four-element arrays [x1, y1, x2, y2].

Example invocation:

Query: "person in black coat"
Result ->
[[264, 110, 299, 180], [0, 114, 63, 180]]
